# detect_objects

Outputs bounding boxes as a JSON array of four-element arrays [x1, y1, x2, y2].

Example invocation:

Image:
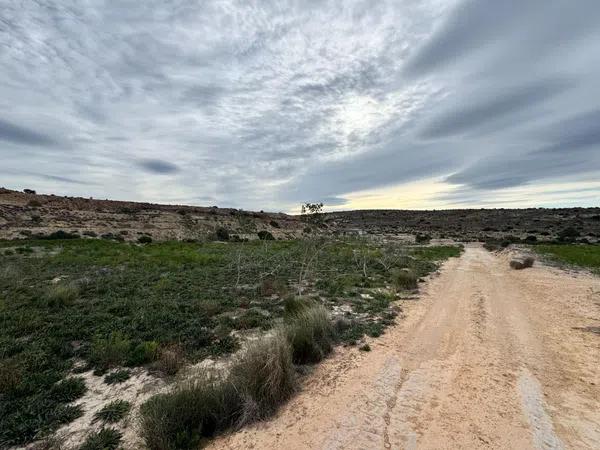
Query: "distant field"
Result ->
[[534, 244, 600, 272], [0, 237, 460, 446]]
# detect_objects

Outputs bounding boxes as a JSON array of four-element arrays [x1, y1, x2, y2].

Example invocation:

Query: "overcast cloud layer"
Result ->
[[1, 0, 599, 210]]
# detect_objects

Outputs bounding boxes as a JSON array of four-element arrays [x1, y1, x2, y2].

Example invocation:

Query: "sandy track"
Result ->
[[208, 245, 600, 450]]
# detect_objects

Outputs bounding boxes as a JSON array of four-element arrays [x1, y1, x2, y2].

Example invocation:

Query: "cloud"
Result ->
[[0, 119, 57, 146], [137, 159, 180, 174], [420, 78, 572, 139], [1, 0, 599, 209]]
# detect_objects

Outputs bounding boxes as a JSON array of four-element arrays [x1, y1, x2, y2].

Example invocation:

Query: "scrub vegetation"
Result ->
[[0, 237, 460, 447]]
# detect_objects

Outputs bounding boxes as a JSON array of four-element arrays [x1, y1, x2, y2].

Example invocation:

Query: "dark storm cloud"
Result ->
[[1, 0, 599, 208], [0, 119, 57, 147], [420, 78, 572, 139], [536, 110, 600, 154], [137, 159, 180, 174], [403, 0, 600, 78]]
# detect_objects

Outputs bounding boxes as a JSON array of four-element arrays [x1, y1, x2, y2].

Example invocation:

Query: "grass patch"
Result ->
[[46, 283, 79, 307], [93, 400, 131, 424], [231, 329, 296, 421], [140, 330, 296, 450], [79, 427, 122, 450], [286, 305, 335, 364], [392, 269, 418, 290], [534, 244, 600, 272], [0, 238, 460, 444], [49, 377, 87, 403], [104, 369, 131, 385]]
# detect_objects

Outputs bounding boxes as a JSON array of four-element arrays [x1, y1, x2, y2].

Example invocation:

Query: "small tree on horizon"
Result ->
[[300, 202, 324, 225]]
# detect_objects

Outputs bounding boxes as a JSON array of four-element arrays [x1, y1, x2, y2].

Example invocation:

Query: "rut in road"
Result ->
[[208, 245, 600, 450]]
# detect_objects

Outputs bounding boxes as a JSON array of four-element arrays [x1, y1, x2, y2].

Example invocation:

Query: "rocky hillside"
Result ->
[[0, 188, 306, 242]]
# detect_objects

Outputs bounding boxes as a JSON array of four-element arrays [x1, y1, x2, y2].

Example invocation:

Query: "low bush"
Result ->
[[140, 331, 296, 450], [269, 220, 280, 228], [283, 296, 314, 317], [93, 400, 131, 424], [49, 377, 87, 403], [392, 269, 418, 290], [40, 230, 79, 240], [285, 305, 335, 364], [140, 375, 242, 450], [257, 230, 275, 240], [79, 427, 122, 450], [128, 340, 159, 365], [558, 227, 580, 242], [483, 242, 499, 252], [415, 233, 431, 244], [155, 344, 185, 376], [234, 308, 271, 330], [230, 330, 297, 421], [138, 235, 153, 244], [259, 276, 287, 297], [27, 199, 42, 207], [215, 227, 230, 241], [46, 283, 79, 307], [104, 369, 131, 385], [89, 332, 131, 370]]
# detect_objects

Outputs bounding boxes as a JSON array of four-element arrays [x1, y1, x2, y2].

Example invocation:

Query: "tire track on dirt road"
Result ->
[[208, 245, 600, 450]]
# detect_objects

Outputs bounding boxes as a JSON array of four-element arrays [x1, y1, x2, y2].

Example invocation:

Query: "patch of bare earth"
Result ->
[[208, 245, 600, 450]]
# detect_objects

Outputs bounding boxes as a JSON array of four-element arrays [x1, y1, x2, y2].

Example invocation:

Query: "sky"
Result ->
[[1, 0, 599, 212]]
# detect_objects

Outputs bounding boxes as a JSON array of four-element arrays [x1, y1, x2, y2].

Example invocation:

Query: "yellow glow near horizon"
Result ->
[[305, 179, 600, 213]]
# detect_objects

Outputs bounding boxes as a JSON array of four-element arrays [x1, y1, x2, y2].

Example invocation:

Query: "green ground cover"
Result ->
[[0, 237, 460, 446], [534, 244, 600, 273]]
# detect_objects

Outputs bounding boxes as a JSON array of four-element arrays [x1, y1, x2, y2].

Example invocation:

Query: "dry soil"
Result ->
[[208, 245, 600, 450]]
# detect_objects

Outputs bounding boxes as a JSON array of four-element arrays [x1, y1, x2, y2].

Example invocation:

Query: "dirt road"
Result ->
[[209, 245, 600, 450]]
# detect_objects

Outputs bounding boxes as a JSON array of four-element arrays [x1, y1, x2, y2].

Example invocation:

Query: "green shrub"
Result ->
[[269, 220, 280, 228], [283, 296, 314, 317], [42, 230, 79, 240], [79, 427, 122, 450], [415, 233, 431, 244], [93, 400, 131, 424], [140, 375, 242, 450], [259, 276, 287, 297], [46, 283, 79, 307], [89, 332, 131, 370], [483, 242, 498, 251], [128, 340, 159, 365], [392, 269, 418, 290], [558, 227, 580, 241], [27, 199, 42, 207], [138, 235, 153, 244], [230, 330, 296, 421], [234, 309, 271, 330], [257, 230, 274, 240], [104, 369, 131, 385], [359, 343, 371, 352], [215, 227, 229, 241], [49, 377, 87, 403], [285, 305, 335, 364], [155, 344, 185, 376], [140, 332, 296, 449], [0, 360, 22, 394]]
